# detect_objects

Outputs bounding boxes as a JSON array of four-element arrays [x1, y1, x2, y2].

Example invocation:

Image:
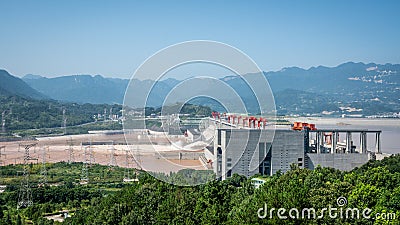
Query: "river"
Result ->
[[290, 117, 400, 154]]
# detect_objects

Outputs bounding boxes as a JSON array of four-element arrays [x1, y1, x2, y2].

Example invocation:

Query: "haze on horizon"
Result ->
[[0, 0, 399, 79]]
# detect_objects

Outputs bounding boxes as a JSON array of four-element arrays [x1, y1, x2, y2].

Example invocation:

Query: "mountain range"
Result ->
[[2, 62, 399, 116], [0, 70, 46, 99], [22, 74, 127, 104]]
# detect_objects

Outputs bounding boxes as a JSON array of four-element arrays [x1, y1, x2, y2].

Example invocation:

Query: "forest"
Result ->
[[0, 95, 215, 138], [0, 95, 122, 137], [0, 155, 399, 224]]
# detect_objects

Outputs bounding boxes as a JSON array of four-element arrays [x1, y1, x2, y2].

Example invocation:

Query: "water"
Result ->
[[294, 118, 400, 154]]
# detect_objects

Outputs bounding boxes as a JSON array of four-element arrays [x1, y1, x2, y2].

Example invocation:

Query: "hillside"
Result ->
[[224, 62, 400, 116], [23, 74, 128, 104], [0, 95, 122, 136], [20, 62, 400, 116], [1, 155, 399, 224], [0, 70, 46, 99]]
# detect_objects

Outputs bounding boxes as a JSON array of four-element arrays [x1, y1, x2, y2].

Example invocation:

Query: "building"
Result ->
[[205, 129, 306, 180], [204, 127, 382, 180], [251, 178, 267, 189]]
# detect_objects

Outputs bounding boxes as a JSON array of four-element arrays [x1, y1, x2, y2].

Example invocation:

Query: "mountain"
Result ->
[[264, 62, 400, 95], [223, 62, 400, 116], [23, 74, 183, 106], [274, 89, 339, 115], [20, 62, 400, 116], [22, 74, 44, 80], [23, 75, 129, 104], [0, 69, 47, 99]]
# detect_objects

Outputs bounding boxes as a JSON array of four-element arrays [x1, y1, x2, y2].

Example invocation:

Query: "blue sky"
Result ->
[[0, 0, 399, 78]]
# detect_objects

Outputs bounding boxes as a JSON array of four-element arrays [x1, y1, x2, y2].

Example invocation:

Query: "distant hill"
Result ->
[[0, 69, 46, 99], [264, 62, 400, 95], [23, 74, 129, 104], [224, 62, 400, 116], [20, 62, 400, 116], [22, 74, 44, 80], [22, 74, 181, 106]]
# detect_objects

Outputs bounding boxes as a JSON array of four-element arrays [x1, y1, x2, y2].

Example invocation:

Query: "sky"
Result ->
[[0, 0, 399, 79]]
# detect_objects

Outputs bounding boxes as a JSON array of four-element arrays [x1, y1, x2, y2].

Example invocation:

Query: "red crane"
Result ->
[[211, 112, 221, 120], [292, 122, 317, 131], [258, 117, 267, 129], [232, 115, 237, 124], [242, 117, 247, 127], [248, 116, 257, 128]]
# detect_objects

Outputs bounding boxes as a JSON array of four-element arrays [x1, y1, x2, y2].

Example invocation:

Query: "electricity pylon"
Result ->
[[0, 146, 5, 166], [80, 145, 89, 184], [67, 138, 75, 164], [123, 149, 131, 181], [17, 143, 37, 209], [108, 143, 117, 170], [1, 111, 5, 133], [38, 146, 48, 187], [89, 144, 95, 166], [62, 108, 67, 135], [123, 147, 141, 182]]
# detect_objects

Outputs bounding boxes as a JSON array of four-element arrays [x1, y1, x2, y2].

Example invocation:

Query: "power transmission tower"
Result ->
[[38, 146, 48, 187], [0, 146, 5, 158], [123, 147, 141, 182], [80, 145, 89, 184], [17, 143, 37, 209], [1, 111, 5, 133], [123, 149, 131, 182], [108, 142, 117, 170], [135, 146, 141, 170], [67, 138, 75, 164], [62, 108, 67, 135], [88, 143, 95, 166], [0, 146, 5, 166]]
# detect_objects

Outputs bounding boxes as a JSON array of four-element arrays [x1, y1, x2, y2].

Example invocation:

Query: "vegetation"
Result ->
[[16, 121, 122, 137], [0, 95, 214, 137], [0, 162, 138, 225], [144, 103, 212, 117], [0, 95, 122, 136], [1, 155, 400, 224]]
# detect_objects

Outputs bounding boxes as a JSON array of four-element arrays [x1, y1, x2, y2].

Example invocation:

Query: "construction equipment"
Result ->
[[292, 122, 317, 131]]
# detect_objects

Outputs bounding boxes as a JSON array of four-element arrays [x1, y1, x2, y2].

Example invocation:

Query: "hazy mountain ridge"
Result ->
[[23, 74, 129, 104], [265, 62, 400, 115], [13, 61, 400, 116]]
